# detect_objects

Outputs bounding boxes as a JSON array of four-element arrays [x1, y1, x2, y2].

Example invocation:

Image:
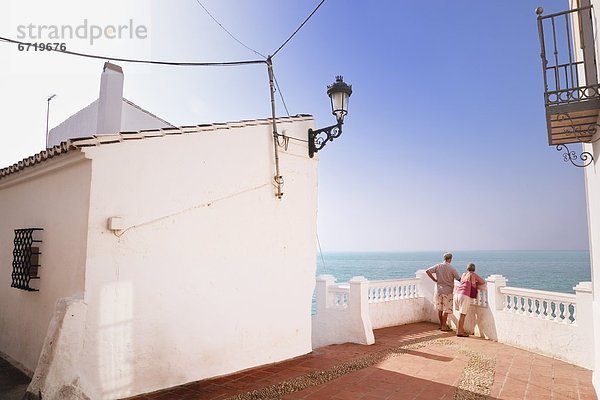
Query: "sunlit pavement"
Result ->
[[124, 322, 597, 400]]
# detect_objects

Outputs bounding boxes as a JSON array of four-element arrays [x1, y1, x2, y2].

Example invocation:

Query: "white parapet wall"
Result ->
[[311, 275, 374, 348], [368, 277, 431, 330], [483, 276, 594, 369], [312, 271, 436, 348], [312, 272, 594, 369]]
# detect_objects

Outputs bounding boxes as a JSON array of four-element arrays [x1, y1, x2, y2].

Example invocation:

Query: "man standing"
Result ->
[[426, 252, 460, 331]]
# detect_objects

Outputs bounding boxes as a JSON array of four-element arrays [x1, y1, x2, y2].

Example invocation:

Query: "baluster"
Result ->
[[504, 295, 510, 311], [552, 301, 560, 322], [571, 303, 576, 324], [401, 285, 406, 299], [529, 297, 535, 316], [560, 302, 568, 323], [396, 285, 401, 300], [540, 301, 546, 319]]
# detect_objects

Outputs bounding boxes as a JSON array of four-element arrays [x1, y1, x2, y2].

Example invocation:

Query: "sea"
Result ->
[[315, 250, 591, 294]]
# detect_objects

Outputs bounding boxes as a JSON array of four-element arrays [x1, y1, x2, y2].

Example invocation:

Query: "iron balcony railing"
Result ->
[[537, 5, 600, 108]]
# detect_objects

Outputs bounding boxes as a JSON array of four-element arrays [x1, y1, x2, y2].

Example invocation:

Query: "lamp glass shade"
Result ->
[[327, 76, 352, 123], [330, 91, 349, 121]]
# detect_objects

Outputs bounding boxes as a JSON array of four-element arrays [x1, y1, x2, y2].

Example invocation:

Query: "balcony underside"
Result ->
[[546, 100, 600, 145]]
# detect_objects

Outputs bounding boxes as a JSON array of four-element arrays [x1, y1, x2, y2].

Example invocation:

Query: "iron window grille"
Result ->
[[11, 228, 43, 292]]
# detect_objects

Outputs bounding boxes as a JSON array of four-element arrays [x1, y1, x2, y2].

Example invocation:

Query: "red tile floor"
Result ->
[[125, 322, 597, 400]]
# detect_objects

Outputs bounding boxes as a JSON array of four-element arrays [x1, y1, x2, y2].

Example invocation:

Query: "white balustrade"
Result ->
[[329, 284, 349, 309], [472, 289, 488, 307], [367, 279, 420, 303], [500, 286, 576, 324]]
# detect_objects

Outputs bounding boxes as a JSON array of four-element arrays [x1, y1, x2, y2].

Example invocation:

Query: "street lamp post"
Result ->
[[308, 76, 353, 158], [45, 94, 56, 148]]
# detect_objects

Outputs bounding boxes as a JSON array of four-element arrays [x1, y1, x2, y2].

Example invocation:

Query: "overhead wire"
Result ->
[[271, 0, 326, 58], [273, 72, 290, 117], [194, 0, 267, 59], [317, 234, 327, 268], [0, 36, 266, 67]]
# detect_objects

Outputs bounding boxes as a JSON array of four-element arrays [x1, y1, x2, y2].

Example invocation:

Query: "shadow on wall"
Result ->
[[95, 281, 135, 399], [447, 296, 498, 340]]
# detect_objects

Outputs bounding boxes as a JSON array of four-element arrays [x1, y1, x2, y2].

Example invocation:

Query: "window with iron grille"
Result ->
[[11, 228, 43, 292]]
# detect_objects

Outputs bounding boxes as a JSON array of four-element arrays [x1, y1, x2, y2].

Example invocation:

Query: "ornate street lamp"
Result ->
[[308, 76, 353, 158]]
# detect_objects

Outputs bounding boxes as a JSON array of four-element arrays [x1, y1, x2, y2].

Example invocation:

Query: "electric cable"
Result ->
[[194, 0, 267, 59], [0, 35, 267, 67], [271, 0, 326, 57], [273, 72, 291, 116], [317, 234, 327, 268]]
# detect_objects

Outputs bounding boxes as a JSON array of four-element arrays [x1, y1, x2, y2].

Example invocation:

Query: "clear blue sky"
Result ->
[[0, 0, 588, 251]]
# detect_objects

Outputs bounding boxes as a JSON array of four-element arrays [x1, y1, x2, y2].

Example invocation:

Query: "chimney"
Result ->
[[96, 62, 124, 135]]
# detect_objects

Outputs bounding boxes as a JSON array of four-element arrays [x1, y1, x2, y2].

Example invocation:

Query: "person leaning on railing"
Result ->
[[454, 263, 486, 337], [426, 252, 460, 331]]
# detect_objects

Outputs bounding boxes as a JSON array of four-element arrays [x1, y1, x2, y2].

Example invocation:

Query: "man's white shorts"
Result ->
[[435, 293, 453, 314]]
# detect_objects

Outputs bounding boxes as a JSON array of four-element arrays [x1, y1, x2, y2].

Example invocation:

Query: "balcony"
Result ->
[[537, 5, 600, 145]]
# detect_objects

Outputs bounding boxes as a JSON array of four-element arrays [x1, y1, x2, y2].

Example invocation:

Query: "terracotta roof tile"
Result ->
[[0, 114, 314, 181]]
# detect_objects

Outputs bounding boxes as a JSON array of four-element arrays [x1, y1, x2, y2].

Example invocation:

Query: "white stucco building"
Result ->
[[537, 0, 600, 395], [0, 79, 318, 397]]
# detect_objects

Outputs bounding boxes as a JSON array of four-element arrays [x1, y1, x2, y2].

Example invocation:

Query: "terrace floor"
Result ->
[[125, 322, 597, 400]]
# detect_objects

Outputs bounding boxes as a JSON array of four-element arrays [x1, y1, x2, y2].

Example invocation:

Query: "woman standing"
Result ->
[[454, 263, 486, 337]]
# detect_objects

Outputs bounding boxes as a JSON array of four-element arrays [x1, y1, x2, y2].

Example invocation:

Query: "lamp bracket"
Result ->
[[308, 121, 343, 158]]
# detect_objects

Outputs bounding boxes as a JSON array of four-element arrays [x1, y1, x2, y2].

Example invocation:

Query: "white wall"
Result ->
[[48, 100, 99, 146], [48, 99, 171, 147], [71, 116, 316, 399], [584, 0, 600, 391], [120, 100, 172, 132], [0, 153, 91, 374]]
